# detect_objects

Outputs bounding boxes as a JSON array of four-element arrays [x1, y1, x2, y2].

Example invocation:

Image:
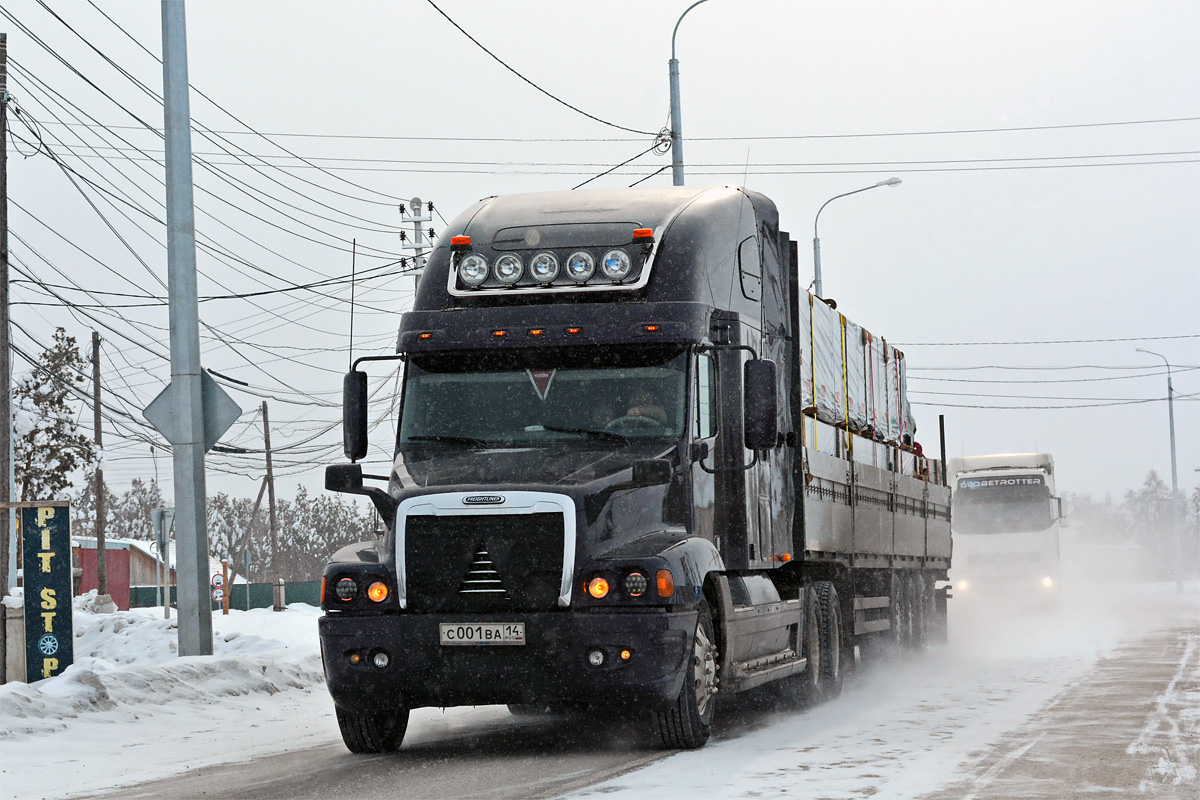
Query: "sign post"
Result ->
[[20, 503, 73, 682]]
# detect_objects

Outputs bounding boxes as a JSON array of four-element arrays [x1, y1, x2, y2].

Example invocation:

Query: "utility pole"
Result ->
[[92, 332, 106, 596], [160, 1, 212, 656], [1, 31, 11, 684], [262, 401, 277, 579]]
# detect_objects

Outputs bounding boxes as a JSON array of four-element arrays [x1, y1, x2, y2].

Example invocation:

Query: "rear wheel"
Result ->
[[813, 581, 844, 701], [336, 706, 410, 754], [907, 573, 929, 650], [654, 600, 718, 749]]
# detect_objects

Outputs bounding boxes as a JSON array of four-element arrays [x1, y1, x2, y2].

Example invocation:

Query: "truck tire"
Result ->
[[653, 600, 718, 749], [813, 581, 843, 701], [336, 706, 410, 754]]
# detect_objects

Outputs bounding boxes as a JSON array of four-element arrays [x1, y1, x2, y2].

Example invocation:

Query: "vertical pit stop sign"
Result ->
[[21, 504, 74, 682], [211, 573, 224, 604]]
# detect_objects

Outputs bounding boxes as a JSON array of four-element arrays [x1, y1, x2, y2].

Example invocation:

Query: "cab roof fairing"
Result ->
[[409, 186, 772, 313]]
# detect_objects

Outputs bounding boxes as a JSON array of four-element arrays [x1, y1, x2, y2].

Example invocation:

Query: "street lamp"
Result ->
[[669, 0, 712, 187], [812, 177, 902, 299], [1136, 347, 1184, 593]]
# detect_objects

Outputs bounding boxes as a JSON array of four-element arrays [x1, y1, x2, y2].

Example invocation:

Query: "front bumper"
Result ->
[[319, 608, 695, 713]]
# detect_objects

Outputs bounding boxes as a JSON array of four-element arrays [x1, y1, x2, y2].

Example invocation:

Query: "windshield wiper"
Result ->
[[405, 434, 491, 446], [540, 425, 628, 442]]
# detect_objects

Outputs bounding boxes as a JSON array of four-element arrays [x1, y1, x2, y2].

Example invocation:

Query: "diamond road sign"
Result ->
[[143, 370, 242, 452]]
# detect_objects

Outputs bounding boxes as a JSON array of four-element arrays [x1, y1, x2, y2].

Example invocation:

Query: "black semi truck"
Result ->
[[319, 186, 952, 753]]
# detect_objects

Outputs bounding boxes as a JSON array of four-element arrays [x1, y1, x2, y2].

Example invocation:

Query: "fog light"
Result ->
[[588, 649, 605, 667], [620, 648, 632, 661], [367, 581, 389, 603], [347, 651, 363, 666], [588, 577, 610, 599], [373, 651, 390, 669], [335, 577, 358, 601], [623, 571, 648, 597]]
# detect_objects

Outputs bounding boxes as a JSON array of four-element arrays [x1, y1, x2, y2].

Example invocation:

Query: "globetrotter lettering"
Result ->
[[958, 476, 1044, 489]]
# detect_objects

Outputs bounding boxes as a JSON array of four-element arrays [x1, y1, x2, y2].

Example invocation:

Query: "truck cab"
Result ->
[[948, 453, 1065, 604]]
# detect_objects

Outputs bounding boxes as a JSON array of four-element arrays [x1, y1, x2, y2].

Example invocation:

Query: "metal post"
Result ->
[[1138, 348, 1184, 593], [669, 57, 683, 186], [161, 0, 213, 655], [92, 332, 107, 597], [262, 401, 277, 582], [1166, 370, 1182, 593], [0, 31, 10, 684], [669, 0, 712, 187]]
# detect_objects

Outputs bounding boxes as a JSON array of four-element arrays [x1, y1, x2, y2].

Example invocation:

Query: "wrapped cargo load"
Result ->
[[845, 319, 868, 431], [811, 296, 845, 425], [865, 330, 889, 440], [797, 291, 814, 411], [885, 344, 902, 444], [898, 351, 917, 441]]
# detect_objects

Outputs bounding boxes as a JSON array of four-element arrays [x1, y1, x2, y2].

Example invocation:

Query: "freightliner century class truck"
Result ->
[[319, 186, 952, 753]]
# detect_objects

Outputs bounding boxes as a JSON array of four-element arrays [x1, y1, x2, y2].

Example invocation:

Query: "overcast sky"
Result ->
[[4, 0, 1197, 506]]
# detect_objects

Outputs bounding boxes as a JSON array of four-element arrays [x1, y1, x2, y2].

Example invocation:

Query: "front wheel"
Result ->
[[653, 600, 719, 749], [336, 706, 410, 753], [813, 581, 844, 701]]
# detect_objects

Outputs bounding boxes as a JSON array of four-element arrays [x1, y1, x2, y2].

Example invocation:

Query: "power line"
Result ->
[[422, 0, 657, 138], [36, 115, 1200, 144], [898, 334, 1199, 346]]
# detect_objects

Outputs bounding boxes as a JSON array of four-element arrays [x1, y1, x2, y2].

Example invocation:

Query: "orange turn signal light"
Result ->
[[587, 577, 610, 599], [320, 576, 327, 604], [656, 569, 674, 598], [620, 649, 632, 661], [367, 581, 389, 603]]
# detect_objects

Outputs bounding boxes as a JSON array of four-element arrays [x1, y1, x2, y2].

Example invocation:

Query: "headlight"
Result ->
[[458, 254, 489, 287], [565, 251, 595, 283], [623, 571, 648, 597], [367, 581, 389, 602], [587, 576, 610, 599], [956, 580, 969, 592], [335, 577, 358, 601], [600, 249, 632, 281], [494, 254, 523, 285], [1041, 576, 1054, 588], [529, 252, 559, 283]]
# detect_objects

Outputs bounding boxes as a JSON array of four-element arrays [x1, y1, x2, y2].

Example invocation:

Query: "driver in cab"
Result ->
[[621, 387, 668, 426]]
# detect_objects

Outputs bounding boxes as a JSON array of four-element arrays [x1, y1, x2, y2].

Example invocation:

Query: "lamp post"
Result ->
[[812, 177, 901, 299], [1136, 347, 1184, 593], [669, 0, 712, 187]]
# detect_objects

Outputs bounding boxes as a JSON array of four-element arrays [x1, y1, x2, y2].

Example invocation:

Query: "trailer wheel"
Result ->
[[654, 600, 718, 749], [336, 706, 410, 754], [813, 581, 844, 701], [892, 572, 915, 649], [907, 573, 928, 651]]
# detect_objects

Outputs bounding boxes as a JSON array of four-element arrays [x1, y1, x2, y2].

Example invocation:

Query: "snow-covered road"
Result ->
[[2, 540, 1196, 800]]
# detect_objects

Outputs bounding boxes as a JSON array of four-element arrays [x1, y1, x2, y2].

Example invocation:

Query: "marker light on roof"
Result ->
[[529, 252, 560, 283], [458, 254, 489, 286], [565, 251, 595, 283], [600, 249, 632, 281], [494, 254, 523, 285]]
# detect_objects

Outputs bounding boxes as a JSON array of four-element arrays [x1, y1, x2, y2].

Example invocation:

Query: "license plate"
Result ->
[[439, 622, 526, 646]]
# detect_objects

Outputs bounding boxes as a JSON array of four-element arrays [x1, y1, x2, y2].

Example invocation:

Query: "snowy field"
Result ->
[[1, 539, 1197, 800]]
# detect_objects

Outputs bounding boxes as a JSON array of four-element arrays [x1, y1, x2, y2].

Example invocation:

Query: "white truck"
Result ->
[[948, 453, 1065, 603]]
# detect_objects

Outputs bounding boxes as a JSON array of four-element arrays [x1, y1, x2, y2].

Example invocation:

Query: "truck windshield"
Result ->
[[952, 474, 1053, 535], [398, 346, 688, 447]]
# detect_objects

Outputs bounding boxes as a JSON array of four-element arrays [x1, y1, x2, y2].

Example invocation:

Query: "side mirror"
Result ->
[[743, 359, 778, 451], [1056, 497, 1068, 525], [326, 463, 364, 493], [343, 370, 368, 461], [632, 458, 672, 486]]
